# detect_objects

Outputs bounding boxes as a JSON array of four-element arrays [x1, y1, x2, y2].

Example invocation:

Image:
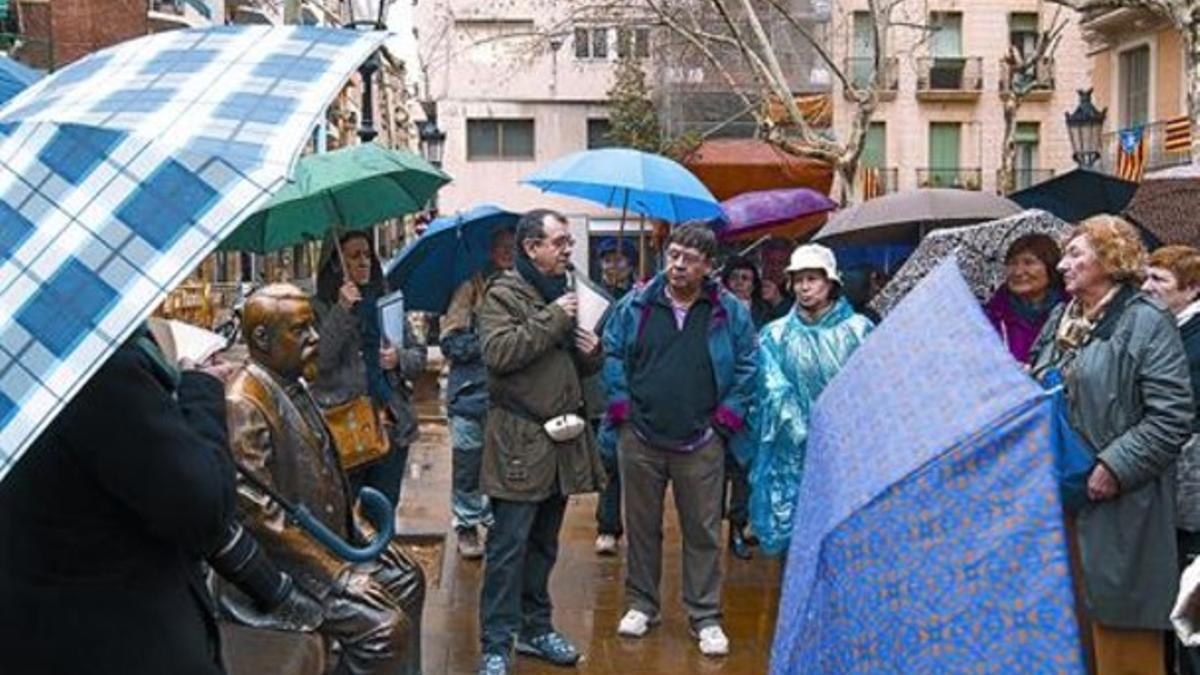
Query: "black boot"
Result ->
[[729, 526, 753, 560]]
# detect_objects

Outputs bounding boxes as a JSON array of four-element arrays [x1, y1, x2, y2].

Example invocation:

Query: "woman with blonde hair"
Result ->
[[1030, 215, 1193, 675]]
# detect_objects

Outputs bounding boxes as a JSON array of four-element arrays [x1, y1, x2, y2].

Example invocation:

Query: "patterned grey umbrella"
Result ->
[[869, 209, 1073, 317]]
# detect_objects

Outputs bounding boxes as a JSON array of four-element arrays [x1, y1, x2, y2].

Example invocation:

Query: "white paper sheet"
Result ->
[[575, 275, 612, 333], [377, 289, 406, 345]]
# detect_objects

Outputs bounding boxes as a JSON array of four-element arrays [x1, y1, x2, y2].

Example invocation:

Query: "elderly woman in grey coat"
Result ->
[[1030, 215, 1194, 675], [312, 230, 427, 506]]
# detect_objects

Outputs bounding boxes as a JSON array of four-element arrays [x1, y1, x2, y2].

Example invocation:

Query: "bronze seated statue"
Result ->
[[218, 283, 425, 675]]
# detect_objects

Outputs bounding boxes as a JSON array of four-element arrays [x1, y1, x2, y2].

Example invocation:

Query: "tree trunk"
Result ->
[[999, 94, 1020, 195], [835, 161, 857, 206]]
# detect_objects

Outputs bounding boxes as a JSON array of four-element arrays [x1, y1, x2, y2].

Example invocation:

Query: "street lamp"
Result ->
[[417, 100, 447, 168], [345, 0, 390, 144], [418, 99, 446, 214], [1065, 89, 1107, 169]]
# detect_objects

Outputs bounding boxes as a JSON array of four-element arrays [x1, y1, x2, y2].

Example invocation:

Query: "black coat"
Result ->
[[0, 340, 235, 675]]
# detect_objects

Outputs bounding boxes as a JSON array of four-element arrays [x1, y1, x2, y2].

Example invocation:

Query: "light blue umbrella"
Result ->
[[385, 204, 519, 313], [0, 26, 388, 480], [0, 55, 41, 107], [521, 148, 721, 223]]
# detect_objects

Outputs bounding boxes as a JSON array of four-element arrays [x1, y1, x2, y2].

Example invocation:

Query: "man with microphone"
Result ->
[[473, 209, 607, 675]]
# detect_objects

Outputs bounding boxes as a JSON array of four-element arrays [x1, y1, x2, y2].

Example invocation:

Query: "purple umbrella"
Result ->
[[719, 187, 837, 240]]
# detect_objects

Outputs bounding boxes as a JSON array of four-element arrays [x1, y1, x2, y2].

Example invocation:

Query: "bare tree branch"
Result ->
[[643, 0, 760, 112], [764, 0, 854, 94]]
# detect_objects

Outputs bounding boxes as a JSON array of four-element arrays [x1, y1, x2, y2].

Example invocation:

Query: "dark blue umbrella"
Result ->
[[1011, 167, 1138, 223], [385, 205, 519, 313], [521, 148, 721, 223]]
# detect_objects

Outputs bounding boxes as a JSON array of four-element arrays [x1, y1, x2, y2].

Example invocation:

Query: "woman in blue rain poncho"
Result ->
[[744, 244, 873, 556]]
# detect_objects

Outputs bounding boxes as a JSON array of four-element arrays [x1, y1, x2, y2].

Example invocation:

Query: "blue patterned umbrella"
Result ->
[[0, 55, 41, 107], [771, 260, 1083, 673], [0, 26, 388, 481]]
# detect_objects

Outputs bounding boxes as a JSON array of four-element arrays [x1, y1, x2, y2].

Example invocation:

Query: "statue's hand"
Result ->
[[273, 578, 324, 632]]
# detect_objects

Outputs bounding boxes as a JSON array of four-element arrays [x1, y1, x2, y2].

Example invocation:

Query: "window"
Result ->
[[616, 27, 651, 59], [861, 122, 886, 168], [850, 12, 875, 88], [587, 119, 615, 149], [928, 122, 961, 187], [928, 12, 964, 89], [466, 119, 535, 160], [1014, 122, 1040, 190], [929, 12, 962, 57], [574, 26, 609, 60], [1009, 13, 1039, 59], [1119, 45, 1151, 127]]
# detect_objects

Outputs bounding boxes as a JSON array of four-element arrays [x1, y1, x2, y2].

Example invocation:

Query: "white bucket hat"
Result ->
[[785, 243, 841, 284]]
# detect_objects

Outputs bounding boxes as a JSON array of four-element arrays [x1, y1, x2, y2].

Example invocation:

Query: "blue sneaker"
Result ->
[[516, 630, 581, 666], [477, 652, 510, 675]]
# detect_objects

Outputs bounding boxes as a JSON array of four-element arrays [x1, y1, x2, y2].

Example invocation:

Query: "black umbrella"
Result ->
[[1010, 168, 1138, 223]]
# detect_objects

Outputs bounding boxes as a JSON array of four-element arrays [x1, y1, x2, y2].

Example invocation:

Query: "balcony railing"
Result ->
[[997, 168, 1055, 193], [999, 57, 1055, 99], [916, 57, 983, 100], [1100, 118, 1193, 176], [917, 167, 983, 191], [844, 57, 899, 98], [859, 166, 899, 198]]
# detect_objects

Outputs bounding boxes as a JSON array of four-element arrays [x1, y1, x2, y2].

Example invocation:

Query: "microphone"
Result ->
[[565, 262, 576, 292]]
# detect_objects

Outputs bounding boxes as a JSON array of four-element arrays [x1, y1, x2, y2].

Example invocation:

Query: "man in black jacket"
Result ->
[[0, 327, 312, 675]]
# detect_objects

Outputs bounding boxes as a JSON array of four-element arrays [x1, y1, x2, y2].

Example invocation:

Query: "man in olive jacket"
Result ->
[[475, 209, 606, 675]]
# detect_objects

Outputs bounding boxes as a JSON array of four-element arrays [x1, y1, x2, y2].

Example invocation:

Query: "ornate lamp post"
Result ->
[[345, 0, 389, 143], [417, 100, 447, 168], [417, 99, 446, 214], [1065, 89, 1107, 169]]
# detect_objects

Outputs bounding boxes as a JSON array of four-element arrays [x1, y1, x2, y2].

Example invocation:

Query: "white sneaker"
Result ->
[[695, 625, 729, 657], [594, 534, 618, 556], [616, 609, 658, 637]]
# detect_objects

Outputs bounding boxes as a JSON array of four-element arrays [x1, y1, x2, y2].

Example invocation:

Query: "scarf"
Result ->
[[356, 285, 391, 406], [1055, 286, 1120, 351], [516, 255, 568, 303], [1007, 286, 1062, 325]]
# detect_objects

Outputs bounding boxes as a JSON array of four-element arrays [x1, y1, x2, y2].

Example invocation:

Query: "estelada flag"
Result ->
[[1165, 116, 1192, 154], [1116, 126, 1147, 183], [861, 166, 882, 200]]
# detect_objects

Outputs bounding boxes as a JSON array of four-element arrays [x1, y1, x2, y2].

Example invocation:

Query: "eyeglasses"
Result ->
[[727, 271, 755, 283], [534, 235, 575, 250], [666, 246, 707, 267]]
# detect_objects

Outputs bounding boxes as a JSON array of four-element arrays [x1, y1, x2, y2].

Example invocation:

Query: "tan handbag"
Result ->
[[322, 396, 390, 471]]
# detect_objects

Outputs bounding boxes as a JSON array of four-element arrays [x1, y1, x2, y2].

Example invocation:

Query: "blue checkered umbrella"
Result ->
[[0, 26, 388, 481]]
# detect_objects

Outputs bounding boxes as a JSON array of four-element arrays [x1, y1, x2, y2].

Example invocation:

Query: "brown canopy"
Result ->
[[1123, 177, 1200, 247], [684, 139, 834, 202]]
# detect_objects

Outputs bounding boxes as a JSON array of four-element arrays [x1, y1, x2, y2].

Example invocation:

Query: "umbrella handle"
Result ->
[[331, 222, 352, 287], [291, 487, 396, 563]]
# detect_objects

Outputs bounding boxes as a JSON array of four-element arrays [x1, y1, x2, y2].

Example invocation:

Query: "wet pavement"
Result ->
[[398, 421, 782, 675]]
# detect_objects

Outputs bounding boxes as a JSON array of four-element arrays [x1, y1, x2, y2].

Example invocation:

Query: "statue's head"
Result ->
[[242, 283, 319, 383]]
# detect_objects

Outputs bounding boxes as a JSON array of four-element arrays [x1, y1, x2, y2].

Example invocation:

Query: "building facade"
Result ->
[[414, 0, 669, 271], [1080, 6, 1192, 175], [830, 0, 1092, 197], [414, 1, 619, 216]]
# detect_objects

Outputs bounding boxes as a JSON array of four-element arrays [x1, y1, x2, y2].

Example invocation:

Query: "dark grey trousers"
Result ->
[[478, 494, 568, 656], [618, 426, 725, 630]]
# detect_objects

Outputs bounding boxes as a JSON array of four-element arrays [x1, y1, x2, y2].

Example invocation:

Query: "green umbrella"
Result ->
[[220, 142, 450, 253]]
